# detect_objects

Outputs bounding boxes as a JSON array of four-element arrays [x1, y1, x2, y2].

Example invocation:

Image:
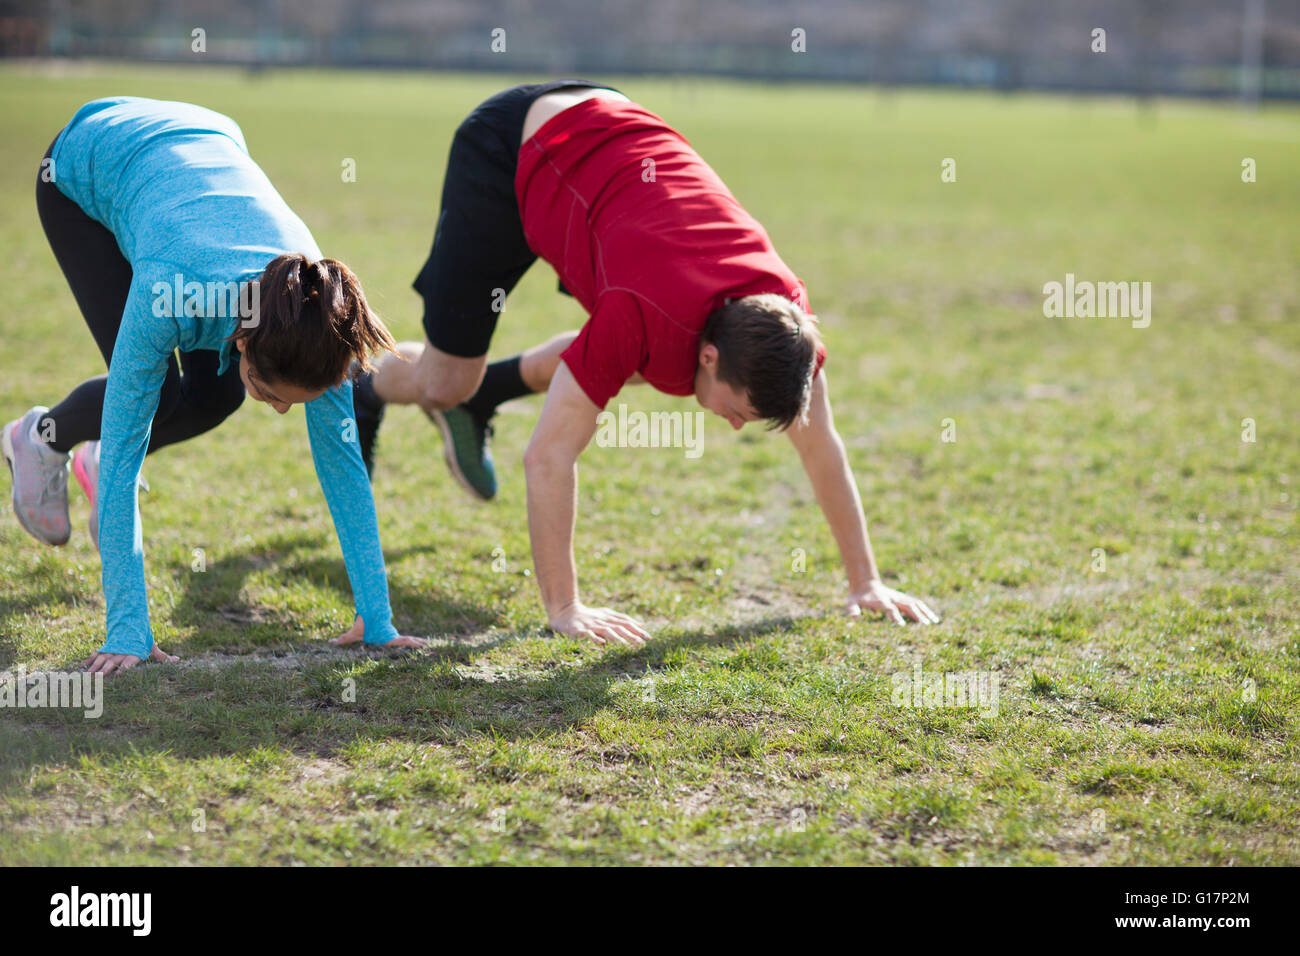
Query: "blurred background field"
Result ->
[[0, 11, 1297, 865]]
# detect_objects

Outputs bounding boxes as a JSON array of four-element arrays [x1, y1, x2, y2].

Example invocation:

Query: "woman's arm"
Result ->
[[303, 377, 405, 645], [93, 271, 176, 664]]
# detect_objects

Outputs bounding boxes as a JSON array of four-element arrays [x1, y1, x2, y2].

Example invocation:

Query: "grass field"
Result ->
[[0, 61, 1297, 865]]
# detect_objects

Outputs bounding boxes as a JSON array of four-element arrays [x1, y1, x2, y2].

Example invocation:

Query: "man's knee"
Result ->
[[417, 345, 485, 411], [419, 375, 478, 412]]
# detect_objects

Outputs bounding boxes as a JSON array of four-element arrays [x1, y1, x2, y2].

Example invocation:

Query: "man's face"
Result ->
[[694, 343, 760, 431], [235, 339, 326, 414]]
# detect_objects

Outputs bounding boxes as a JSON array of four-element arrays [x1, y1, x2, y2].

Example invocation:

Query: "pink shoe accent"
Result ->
[[72, 448, 95, 506]]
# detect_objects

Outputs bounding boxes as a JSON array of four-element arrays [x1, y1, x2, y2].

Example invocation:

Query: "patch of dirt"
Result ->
[[296, 757, 348, 786], [177, 647, 332, 672], [453, 660, 517, 684], [677, 785, 718, 817]]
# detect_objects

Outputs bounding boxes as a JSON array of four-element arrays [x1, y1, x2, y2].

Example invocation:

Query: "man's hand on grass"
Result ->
[[847, 579, 940, 625], [81, 644, 178, 676], [329, 615, 429, 649], [548, 602, 650, 647]]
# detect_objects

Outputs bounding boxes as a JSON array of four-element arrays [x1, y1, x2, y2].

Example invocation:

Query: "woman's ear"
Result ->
[[235, 337, 247, 354]]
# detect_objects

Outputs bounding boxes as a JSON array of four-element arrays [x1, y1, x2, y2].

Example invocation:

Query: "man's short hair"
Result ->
[[701, 293, 822, 430]]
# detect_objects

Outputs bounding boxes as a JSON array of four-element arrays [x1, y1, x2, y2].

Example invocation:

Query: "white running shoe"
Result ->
[[2, 407, 71, 546]]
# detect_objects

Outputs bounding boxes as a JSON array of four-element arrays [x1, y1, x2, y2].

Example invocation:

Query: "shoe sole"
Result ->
[[423, 407, 493, 502], [3, 419, 69, 546]]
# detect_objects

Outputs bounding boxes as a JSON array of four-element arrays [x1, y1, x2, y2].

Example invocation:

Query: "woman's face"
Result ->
[[235, 339, 327, 414]]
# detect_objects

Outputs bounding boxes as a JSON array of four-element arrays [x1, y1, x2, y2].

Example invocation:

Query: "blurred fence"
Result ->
[[2, 0, 1298, 100]]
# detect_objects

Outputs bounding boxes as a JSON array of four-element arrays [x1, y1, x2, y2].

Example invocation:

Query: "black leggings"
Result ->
[[36, 138, 245, 455]]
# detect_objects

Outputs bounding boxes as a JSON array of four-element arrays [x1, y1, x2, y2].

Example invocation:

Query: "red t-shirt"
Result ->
[[515, 97, 823, 410]]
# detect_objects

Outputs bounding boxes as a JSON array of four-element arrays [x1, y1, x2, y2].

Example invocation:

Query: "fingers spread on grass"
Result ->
[[899, 599, 932, 624], [594, 624, 633, 646], [881, 600, 905, 625], [608, 624, 645, 646], [387, 636, 429, 649], [603, 609, 651, 641], [900, 597, 939, 624], [614, 611, 645, 627], [89, 655, 126, 677]]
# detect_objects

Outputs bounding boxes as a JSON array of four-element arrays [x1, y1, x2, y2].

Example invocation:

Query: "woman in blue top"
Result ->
[[3, 96, 427, 674]]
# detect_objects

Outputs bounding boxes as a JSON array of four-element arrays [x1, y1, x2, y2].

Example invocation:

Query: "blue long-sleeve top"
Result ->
[[51, 96, 400, 656]]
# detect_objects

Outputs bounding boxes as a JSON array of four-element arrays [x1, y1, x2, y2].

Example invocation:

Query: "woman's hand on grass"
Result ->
[[329, 615, 428, 649], [81, 644, 178, 676], [847, 580, 940, 625]]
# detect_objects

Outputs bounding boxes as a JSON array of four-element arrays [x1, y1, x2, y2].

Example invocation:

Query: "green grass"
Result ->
[[1, 62, 1298, 865]]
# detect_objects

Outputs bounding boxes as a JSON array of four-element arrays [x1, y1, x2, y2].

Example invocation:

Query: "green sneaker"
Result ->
[[426, 404, 497, 501]]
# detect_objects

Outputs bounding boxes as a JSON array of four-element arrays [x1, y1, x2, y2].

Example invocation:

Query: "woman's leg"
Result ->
[[145, 349, 245, 453], [40, 321, 242, 456], [67, 349, 243, 550], [11, 141, 245, 548], [34, 140, 241, 456], [33, 140, 152, 454], [5, 142, 175, 546]]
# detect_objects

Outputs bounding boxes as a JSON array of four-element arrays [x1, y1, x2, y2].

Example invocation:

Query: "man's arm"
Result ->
[[522, 361, 651, 646], [785, 370, 939, 624]]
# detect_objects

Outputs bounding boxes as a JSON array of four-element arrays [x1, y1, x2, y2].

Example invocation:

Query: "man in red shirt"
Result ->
[[357, 82, 938, 645]]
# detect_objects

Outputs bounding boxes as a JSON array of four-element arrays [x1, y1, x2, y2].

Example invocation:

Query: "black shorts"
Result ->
[[414, 80, 621, 358]]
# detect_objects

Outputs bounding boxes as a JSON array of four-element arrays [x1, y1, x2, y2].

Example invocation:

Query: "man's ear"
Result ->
[[698, 342, 718, 370]]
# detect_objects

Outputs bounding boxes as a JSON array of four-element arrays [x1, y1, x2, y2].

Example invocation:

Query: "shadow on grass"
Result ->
[[0, 530, 505, 669], [0, 614, 799, 789], [0, 556, 92, 670], [168, 529, 504, 640]]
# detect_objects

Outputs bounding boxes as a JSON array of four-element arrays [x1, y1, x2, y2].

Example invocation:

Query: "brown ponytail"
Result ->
[[229, 253, 398, 392]]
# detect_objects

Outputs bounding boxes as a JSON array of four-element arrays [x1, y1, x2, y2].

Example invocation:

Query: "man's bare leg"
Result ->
[[396, 331, 578, 501], [518, 331, 579, 393], [371, 338, 486, 414]]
